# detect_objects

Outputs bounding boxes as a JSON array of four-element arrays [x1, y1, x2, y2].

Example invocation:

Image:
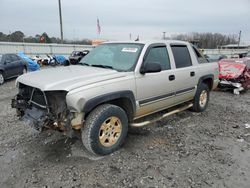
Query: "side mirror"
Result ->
[[140, 62, 162, 74]]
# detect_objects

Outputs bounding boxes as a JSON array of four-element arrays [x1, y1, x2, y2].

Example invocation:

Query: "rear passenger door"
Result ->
[[11, 54, 24, 75], [9, 54, 23, 76], [170, 44, 197, 104], [135, 44, 176, 118]]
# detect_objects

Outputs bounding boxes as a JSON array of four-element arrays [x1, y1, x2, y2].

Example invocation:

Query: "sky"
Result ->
[[0, 0, 250, 43]]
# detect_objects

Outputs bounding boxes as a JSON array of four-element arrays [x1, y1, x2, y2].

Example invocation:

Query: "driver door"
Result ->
[[135, 44, 176, 118]]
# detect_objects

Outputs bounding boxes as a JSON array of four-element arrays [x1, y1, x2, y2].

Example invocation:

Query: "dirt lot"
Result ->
[[0, 79, 250, 188]]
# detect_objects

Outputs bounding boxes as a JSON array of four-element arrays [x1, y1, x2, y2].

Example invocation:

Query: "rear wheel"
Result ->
[[193, 83, 210, 112], [82, 104, 128, 155], [0, 72, 4, 85]]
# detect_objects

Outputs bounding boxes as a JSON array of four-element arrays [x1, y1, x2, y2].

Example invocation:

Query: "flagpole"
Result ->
[[97, 17, 101, 39], [58, 0, 64, 43]]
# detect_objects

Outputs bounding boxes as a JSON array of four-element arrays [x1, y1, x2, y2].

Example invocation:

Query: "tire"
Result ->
[[50, 60, 56, 67], [64, 60, 70, 66], [0, 72, 4, 85], [192, 83, 210, 112], [82, 104, 128, 155]]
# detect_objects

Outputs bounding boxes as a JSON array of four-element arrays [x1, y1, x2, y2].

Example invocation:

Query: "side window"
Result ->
[[5, 55, 12, 63], [192, 46, 208, 63], [171, 45, 192, 68], [11, 54, 19, 61], [144, 46, 171, 70]]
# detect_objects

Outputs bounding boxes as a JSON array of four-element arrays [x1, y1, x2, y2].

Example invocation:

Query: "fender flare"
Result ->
[[82, 90, 136, 116], [197, 74, 214, 90]]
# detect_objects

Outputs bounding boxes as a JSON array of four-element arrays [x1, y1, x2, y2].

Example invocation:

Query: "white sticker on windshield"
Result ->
[[122, 48, 138, 53]]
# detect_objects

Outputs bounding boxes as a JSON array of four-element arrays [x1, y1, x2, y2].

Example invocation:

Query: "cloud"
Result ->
[[0, 0, 249, 42]]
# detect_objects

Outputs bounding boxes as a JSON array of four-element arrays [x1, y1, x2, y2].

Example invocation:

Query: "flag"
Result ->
[[40, 36, 45, 43], [97, 18, 101, 35]]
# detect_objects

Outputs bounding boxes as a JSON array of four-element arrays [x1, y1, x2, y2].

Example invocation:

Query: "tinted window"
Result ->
[[171, 45, 192, 68], [144, 46, 171, 70], [5, 55, 12, 63], [192, 46, 208, 63], [10, 54, 19, 61]]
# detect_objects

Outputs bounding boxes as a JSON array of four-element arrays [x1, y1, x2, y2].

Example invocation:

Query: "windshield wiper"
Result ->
[[91, 64, 114, 69], [81, 63, 90, 66]]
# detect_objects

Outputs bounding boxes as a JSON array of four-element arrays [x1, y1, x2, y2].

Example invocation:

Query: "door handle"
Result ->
[[169, 75, 175, 81], [190, 71, 195, 77]]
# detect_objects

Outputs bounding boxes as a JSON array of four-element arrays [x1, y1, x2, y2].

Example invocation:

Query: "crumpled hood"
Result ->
[[17, 65, 126, 91]]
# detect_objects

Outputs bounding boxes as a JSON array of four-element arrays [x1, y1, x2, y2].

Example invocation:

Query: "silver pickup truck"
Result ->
[[12, 40, 219, 155]]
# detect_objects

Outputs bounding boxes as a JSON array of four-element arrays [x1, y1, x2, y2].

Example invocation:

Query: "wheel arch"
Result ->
[[83, 90, 136, 122], [0, 68, 4, 75], [198, 74, 214, 91], [23, 64, 27, 71]]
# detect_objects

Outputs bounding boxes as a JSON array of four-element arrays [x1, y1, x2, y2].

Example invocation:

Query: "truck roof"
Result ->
[[104, 40, 190, 46]]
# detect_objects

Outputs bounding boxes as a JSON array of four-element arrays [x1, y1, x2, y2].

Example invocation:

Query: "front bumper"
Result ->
[[12, 84, 83, 136]]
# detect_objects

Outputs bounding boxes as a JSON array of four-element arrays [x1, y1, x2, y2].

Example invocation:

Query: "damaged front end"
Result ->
[[11, 83, 80, 136], [218, 59, 250, 94]]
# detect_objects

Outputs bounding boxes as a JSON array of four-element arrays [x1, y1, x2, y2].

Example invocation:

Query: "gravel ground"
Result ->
[[0, 78, 250, 188]]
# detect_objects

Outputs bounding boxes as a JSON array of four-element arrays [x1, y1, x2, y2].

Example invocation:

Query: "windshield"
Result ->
[[79, 43, 144, 71]]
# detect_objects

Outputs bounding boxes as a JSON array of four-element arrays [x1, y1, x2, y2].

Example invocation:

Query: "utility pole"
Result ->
[[58, 0, 64, 43], [163, 32, 166, 40], [238, 30, 241, 49]]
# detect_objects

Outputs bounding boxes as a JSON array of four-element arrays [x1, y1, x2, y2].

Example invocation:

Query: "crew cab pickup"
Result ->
[[12, 40, 219, 155]]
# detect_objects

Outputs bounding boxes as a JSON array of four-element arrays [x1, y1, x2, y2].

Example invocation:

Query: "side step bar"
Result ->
[[130, 103, 193, 127]]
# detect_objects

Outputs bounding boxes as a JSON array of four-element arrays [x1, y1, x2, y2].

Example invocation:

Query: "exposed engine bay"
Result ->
[[11, 83, 78, 135]]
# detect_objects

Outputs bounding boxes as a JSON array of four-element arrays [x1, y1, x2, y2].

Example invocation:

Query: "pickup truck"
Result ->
[[12, 40, 219, 155]]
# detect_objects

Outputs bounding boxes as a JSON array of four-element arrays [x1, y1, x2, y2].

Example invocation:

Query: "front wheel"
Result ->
[[82, 104, 128, 155], [0, 72, 4, 85], [192, 83, 210, 112]]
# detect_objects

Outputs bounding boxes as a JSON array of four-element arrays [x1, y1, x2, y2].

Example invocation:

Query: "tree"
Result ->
[[24, 36, 38, 43], [172, 32, 238, 49], [0, 32, 8, 41], [9, 31, 25, 42]]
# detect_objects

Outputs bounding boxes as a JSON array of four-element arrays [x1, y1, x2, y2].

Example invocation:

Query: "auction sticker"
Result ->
[[122, 48, 138, 53]]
